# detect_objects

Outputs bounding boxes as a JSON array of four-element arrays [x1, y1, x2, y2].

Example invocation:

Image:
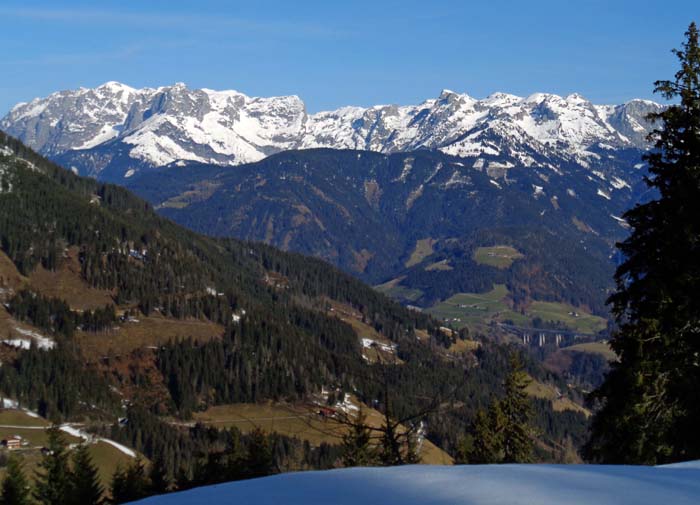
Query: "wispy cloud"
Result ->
[[0, 45, 142, 66], [0, 36, 205, 67], [0, 6, 351, 39]]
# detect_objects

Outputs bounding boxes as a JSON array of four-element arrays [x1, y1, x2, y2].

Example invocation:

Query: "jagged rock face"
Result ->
[[1, 82, 308, 177], [0, 82, 662, 180]]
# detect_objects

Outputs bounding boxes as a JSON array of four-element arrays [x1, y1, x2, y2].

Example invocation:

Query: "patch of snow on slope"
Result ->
[[3, 327, 55, 350], [59, 425, 137, 457], [100, 438, 137, 457], [395, 157, 414, 182], [611, 215, 630, 228], [2, 398, 19, 409], [133, 462, 700, 505], [361, 338, 397, 353], [75, 124, 122, 150], [611, 176, 630, 190]]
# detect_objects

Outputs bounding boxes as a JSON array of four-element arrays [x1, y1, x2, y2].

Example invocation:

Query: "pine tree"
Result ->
[[70, 444, 103, 505], [0, 456, 31, 505], [458, 406, 504, 464], [34, 427, 73, 505], [147, 456, 170, 495], [586, 23, 700, 464], [499, 354, 534, 463], [341, 410, 377, 467], [459, 353, 533, 464], [244, 428, 273, 478], [110, 458, 149, 504]]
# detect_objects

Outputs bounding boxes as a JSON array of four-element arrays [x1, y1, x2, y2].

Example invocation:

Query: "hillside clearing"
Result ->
[[191, 401, 452, 465], [562, 341, 617, 361], [428, 283, 607, 334], [76, 314, 224, 359], [472, 245, 523, 269], [28, 247, 114, 311], [525, 379, 590, 416], [405, 238, 437, 268], [375, 276, 424, 303]]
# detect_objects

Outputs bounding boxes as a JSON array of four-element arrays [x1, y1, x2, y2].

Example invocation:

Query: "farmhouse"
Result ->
[[2, 436, 22, 450]]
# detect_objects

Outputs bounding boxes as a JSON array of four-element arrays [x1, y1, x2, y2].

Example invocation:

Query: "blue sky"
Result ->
[[1, 0, 698, 114]]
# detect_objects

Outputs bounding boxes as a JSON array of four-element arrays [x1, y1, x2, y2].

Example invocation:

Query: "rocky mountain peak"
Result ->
[[0, 82, 662, 179]]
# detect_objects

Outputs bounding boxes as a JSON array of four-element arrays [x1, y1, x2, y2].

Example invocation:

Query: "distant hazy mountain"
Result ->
[[0, 82, 661, 181]]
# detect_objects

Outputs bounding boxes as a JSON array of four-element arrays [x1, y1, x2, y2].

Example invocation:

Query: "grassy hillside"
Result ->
[[427, 283, 607, 334]]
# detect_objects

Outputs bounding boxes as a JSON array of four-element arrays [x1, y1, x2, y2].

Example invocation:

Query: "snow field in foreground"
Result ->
[[133, 462, 700, 505]]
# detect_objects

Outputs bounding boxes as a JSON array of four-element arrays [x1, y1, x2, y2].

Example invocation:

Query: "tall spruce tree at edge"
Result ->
[[70, 444, 104, 505], [585, 22, 700, 464], [34, 427, 73, 505], [0, 457, 31, 505]]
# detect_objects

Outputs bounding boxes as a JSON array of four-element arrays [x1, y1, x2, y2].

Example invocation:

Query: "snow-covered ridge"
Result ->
[[0, 82, 663, 179], [133, 462, 700, 505]]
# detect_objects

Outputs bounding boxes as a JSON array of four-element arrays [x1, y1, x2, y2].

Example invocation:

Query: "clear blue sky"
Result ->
[[1, 0, 698, 114]]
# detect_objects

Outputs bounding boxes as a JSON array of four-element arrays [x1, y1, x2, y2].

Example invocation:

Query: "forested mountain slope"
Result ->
[[127, 148, 647, 318], [0, 132, 589, 481]]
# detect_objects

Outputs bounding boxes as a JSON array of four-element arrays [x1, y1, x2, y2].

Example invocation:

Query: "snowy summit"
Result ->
[[0, 82, 662, 180]]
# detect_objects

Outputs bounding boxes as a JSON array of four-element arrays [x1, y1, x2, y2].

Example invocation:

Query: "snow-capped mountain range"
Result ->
[[0, 82, 662, 180]]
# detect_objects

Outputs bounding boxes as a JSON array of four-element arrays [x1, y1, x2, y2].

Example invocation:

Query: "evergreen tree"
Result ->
[[586, 23, 700, 464], [244, 428, 273, 478], [459, 353, 533, 464], [0, 456, 31, 505], [34, 427, 73, 505], [500, 354, 534, 463], [147, 456, 170, 495], [110, 458, 149, 504], [341, 410, 377, 467], [458, 406, 504, 464], [70, 444, 103, 505]]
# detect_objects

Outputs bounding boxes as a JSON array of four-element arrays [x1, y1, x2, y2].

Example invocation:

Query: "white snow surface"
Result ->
[[1, 83, 663, 178], [1, 398, 19, 408], [2, 327, 55, 350], [131, 463, 700, 505], [99, 438, 138, 457], [361, 338, 397, 353], [59, 425, 136, 457]]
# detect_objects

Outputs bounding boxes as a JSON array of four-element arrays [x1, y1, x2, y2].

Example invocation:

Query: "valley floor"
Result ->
[[132, 462, 700, 505]]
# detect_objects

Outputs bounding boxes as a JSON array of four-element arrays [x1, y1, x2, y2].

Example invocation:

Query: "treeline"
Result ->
[[8, 290, 117, 338], [0, 344, 121, 421], [0, 415, 337, 504], [96, 406, 340, 489], [245, 241, 449, 346], [158, 304, 361, 416]]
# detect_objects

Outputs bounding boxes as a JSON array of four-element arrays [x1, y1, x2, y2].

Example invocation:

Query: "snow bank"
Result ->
[[132, 463, 700, 505]]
